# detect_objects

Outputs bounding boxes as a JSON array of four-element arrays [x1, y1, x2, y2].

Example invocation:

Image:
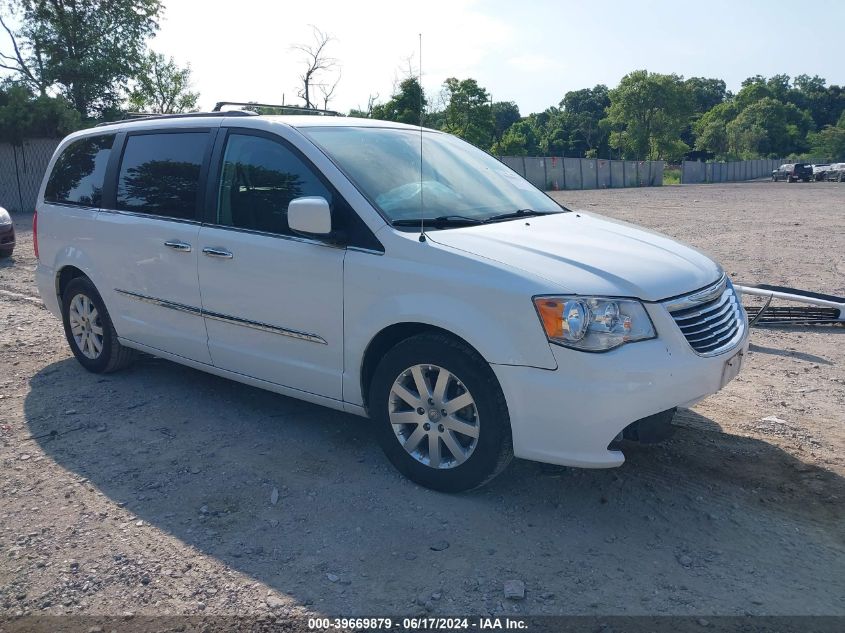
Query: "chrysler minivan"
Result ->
[[35, 111, 748, 491]]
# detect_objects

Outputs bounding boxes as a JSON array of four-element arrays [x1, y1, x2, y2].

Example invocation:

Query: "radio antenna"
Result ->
[[418, 32, 426, 243]]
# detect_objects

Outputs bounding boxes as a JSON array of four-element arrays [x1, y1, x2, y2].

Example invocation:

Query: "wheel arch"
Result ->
[[56, 265, 88, 302], [359, 322, 487, 411]]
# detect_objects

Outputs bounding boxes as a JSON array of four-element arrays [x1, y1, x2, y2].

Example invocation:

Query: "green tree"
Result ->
[[559, 85, 610, 156], [128, 51, 199, 114], [491, 101, 520, 143], [0, 0, 162, 118], [734, 78, 773, 110], [0, 83, 79, 143], [726, 97, 810, 158], [693, 101, 738, 158], [603, 70, 693, 160], [441, 77, 493, 148], [684, 77, 727, 114], [491, 119, 540, 156], [790, 75, 845, 129], [808, 114, 845, 160], [765, 74, 791, 102], [371, 78, 426, 125]]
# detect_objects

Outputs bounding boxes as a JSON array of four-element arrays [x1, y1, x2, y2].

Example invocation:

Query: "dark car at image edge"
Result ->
[[0, 207, 15, 258]]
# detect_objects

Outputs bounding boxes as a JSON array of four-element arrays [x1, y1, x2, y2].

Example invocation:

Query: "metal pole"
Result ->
[[13, 145, 25, 213], [562, 153, 567, 190], [543, 157, 548, 191], [578, 157, 584, 191]]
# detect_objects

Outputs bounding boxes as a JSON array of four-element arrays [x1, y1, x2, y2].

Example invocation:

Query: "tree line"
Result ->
[[1, 2, 843, 163], [355, 71, 845, 162]]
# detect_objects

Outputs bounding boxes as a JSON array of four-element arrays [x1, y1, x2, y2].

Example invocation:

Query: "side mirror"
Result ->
[[288, 196, 332, 236]]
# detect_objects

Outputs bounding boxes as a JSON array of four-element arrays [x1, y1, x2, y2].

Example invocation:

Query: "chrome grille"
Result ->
[[664, 276, 746, 356]]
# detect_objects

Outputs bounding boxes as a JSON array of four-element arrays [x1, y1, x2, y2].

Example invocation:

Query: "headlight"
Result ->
[[533, 295, 656, 352], [0, 208, 11, 226]]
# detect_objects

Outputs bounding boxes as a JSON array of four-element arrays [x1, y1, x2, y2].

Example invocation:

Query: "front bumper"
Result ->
[[492, 302, 749, 468]]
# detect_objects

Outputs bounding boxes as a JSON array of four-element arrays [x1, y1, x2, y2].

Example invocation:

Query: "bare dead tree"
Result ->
[[366, 93, 379, 116], [318, 70, 341, 110], [292, 26, 337, 109], [391, 53, 417, 93], [0, 14, 48, 95]]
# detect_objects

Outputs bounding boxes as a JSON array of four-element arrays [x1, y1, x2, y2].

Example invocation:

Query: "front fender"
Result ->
[[342, 247, 558, 407]]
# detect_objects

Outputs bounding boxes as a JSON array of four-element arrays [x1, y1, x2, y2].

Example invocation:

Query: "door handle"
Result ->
[[202, 247, 233, 259], [164, 240, 192, 252]]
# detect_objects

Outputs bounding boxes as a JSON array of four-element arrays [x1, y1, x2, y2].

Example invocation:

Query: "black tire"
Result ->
[[0, 249, 11, 259], [61, 276, 135, 373], [369, 333, 513, 492]]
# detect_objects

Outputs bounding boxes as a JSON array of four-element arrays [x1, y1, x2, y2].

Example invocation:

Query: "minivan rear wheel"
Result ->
[[61, 276, 135, 373], [369, 333, 513, 492]]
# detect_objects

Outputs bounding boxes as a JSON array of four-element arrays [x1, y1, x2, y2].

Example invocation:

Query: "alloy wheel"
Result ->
[[68, 293, 104, 359], [388, 364, 480, 469]]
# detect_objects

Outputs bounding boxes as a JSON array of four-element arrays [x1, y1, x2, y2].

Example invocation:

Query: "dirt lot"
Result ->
[[1, 181, 843, 620]]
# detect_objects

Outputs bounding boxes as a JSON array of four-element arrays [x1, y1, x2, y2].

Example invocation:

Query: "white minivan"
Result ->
[[35, 111, 748, 491]]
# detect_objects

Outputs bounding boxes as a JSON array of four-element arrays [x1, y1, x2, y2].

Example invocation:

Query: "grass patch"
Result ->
[[663, 167, 681, 185]]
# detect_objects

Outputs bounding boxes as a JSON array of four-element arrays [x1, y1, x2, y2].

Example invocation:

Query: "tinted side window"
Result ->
[[217, 133, 332, 235], [44, 135, 114, 207], [116, 132, 209, 220]]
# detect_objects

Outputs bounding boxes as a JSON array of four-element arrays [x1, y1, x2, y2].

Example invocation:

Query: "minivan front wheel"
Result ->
[[369, 333, 513, 492], [61, 276, 135, 373]]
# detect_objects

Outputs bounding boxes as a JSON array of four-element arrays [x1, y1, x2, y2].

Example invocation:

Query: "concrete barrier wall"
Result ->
[[0, 138, 61, 212], [581, 159, 597, 190], [501, 156, 665, 191], [596, 160, 611, 188], [609, 160, 624, 187], [682, 158, 787, 184], [547, 157, 564, 191], [563, 157, 581, 190], [2, 141, 676, 212], [6, 140, 800, 214]]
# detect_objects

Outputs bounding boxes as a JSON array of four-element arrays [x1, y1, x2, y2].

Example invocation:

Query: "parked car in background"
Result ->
[[825, 163, 845, 181], [772, 163, 812, 182], [771, 164, 792, 181], [812, 164, 830, 181], [0, 207, 15, 258], [33, 111, 749, 492]]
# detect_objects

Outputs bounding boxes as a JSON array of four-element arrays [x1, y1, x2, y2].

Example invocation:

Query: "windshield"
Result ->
[[300, 126, 564, 225]]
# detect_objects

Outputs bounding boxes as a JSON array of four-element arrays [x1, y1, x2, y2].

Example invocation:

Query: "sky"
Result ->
[[37, 0, 845, 115]]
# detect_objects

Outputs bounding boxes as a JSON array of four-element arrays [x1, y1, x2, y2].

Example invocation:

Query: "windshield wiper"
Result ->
[[392, 215, 484, 227], [482, 209, 556, 223]]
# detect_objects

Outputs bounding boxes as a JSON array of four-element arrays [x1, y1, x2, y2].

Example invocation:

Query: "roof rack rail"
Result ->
[[95, 110, 257, 127], [212, 101, 340, 116]]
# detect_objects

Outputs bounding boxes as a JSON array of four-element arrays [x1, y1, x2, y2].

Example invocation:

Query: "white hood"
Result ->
[[428, 211, 722, 301]]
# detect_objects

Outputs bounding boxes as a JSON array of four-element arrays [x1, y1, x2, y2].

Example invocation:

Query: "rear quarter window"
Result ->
[[116, 131, 210, 220], [44, 135, 114, 207]]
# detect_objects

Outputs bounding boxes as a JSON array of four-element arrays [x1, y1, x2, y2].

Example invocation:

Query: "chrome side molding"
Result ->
[[114, 289, 327, 345], [202, 310, 326, 344], [114, 289, 202, 316]]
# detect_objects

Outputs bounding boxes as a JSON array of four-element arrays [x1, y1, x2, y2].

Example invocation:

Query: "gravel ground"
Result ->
[[1, 181, 843, 620]]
